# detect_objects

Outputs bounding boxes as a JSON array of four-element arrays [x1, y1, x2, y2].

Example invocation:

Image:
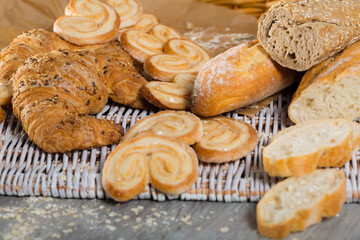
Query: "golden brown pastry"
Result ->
[[129, 13, 160, 32], [102, 134, 199, 202], [12, 49, 123, 153], [0, 29, 149, 110], [106, 0, 143, 29], [194, 117, 258, 163], [88, 41, 149, 109], [0, 106, 4, 124], [54, 0, 120, 45], [121, 110, 203, 145], [144, 39, 211, 81], [120, 24, 181, 63], [141, 74, 195, 110], [0, 29, 73, 106]]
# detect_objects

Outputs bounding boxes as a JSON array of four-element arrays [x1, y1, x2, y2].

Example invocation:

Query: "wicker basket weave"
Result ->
[[201, 0, 279, 17]]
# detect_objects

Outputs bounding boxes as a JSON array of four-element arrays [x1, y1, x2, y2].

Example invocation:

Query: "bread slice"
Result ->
[[257, 169, 346, 239], [288, 41, 360, 124], [263, 119, 359, 177]]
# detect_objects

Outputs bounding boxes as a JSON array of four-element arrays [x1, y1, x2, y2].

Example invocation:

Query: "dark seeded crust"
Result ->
[[258, 0, 360, 71]]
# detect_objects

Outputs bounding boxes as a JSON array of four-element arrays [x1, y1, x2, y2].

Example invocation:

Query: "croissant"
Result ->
[[1, 29, 149, 109], [88, 41, 149, 109], [0, 29, 74, 106], [12, 49, 123, 153]]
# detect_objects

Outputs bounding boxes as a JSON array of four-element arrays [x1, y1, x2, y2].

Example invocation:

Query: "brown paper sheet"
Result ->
[[235, 93, 281, 118], [0, 0, 258, 49]]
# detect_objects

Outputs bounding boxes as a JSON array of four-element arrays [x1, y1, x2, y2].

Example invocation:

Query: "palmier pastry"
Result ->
[[12, 49, 123, 153], [141, 74, 195, 110], [54, 0, 120, 45], [102, 134, 199, 202], [107, 0, 143, 29], [194, 117, 258, 163], [144, 39, 211, 81], [130, 13, 160, 32], [121, 110, 203, 145], [120, 25, 181, 63]]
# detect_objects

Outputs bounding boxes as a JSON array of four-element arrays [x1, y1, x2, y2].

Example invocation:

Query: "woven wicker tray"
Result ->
[[1, 90, 359, 202]]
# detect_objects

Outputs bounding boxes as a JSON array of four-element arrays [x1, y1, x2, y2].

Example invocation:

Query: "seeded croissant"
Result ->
[[0, 29, 73, 106], [1, 29, 148, 109], [12, 49, 123, 153], [88, 41, 149, 109]]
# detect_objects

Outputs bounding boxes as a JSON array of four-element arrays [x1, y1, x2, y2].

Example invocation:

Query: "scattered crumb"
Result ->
[[122, 215, 130, 220], [63, 229, 73, 234], [196, 227, 202, 231], [106, 225, 116, 231], [209, 211, 214, 214], [220, 227, 229, 233], [50, 233, 61, 239], [180, 214, 192, 225]]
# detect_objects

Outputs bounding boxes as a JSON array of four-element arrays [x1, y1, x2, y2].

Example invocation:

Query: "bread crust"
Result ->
[[257, 169, 346, 239], [263, 119, 356, 177], [258, 0, 360, 71], [288, 41, 360, 124], [190, 41, 298, 117]]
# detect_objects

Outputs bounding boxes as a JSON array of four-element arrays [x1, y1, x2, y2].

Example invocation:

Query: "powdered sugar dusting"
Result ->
[[182, 26, 255, 57], [193, 42, 254, 102]]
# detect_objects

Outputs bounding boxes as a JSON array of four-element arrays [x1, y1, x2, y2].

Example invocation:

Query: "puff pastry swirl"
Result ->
[[102, 134, 198, 202], [194, 117, 258, 163], [122, 110, 203, 145], [54, 0, 120, 45]]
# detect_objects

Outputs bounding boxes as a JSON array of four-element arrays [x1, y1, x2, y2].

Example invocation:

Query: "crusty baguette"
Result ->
[[257, 169, 346, 239], [263, 119, 360, 177], [191, 41, 298, 117], [288, 41, 360, 124], [258, 0, 360, 71]]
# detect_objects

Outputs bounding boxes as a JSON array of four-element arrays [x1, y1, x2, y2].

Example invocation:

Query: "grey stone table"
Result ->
[[0, 196, 359, 240]]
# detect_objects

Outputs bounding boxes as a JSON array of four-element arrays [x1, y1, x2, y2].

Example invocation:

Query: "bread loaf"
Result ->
[[191, 41, 298, 117], [263, 119, 360, 177], [257, 169, 346, 239], [288, 41, 360, 124], [258, 0, 360, 71]]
